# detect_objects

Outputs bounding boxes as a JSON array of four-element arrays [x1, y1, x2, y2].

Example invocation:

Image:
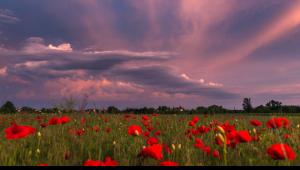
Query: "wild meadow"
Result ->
[[0, 112, 300, 166]]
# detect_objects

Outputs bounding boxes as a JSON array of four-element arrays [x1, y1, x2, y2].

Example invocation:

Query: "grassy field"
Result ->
[[0, 113, 299, 166]]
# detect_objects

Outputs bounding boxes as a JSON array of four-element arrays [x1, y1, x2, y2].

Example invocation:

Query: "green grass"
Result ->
[[0, 113, 299, 166]]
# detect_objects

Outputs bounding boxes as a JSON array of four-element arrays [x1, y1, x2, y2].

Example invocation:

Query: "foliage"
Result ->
[[0, 101, 16, 114], [243, 98, 253, 113], [0, 113, 299, 165]]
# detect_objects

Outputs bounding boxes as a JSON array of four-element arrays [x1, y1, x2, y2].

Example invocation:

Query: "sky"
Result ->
[[1, 0, 300, 109]]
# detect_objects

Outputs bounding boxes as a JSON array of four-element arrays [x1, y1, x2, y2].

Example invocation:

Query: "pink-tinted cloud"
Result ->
[[1, 0, 300, 108], [206, 1, 300, 70], [22, 37, 72, 54], [0, 66, 7, 77]]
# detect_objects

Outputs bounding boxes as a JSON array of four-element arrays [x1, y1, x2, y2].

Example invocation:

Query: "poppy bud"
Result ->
[[37, 132, 42, 137], [216, 126, 225, 134], [113, 141, 116, 145], [178, 144, 182, 149], [36, 149, 40, 154], [171, 144, 176, 150], [216, 133, 225, 144], [252, 128, 256, 134], [134, 130, 140, 136]]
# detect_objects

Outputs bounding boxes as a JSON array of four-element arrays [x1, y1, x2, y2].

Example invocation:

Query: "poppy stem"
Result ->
[[223, 135, 227, 166]]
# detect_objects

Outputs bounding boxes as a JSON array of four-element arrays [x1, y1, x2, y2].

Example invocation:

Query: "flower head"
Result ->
[[267, 143, 296, 160], [139, 144, 163, 160], [159, 161, 179, 166], [128, 125, 142, 136], [5, 124, 36, 140]]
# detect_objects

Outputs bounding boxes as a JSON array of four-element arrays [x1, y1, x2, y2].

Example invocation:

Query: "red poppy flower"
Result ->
[[147, 126, 154, 132], [124, 114, 131, 118], [188, 121, 195, 127], [250, 119, 262, 127], [83, 160, 102, 166], [224, 130, 240, 148], [197, 125, 210, 134], [142, 116, 149, 121], [284, 134, 291, 139], [102, 156, 118, 166], [105, 127, 111, 133], [192, 116, 199, 123], [60, 116, 71, 124], [64, 151, 71, 160], [252, 135, 260, 142], [159, 161, 179, 166], [267, 143, 296, 160], [92, 125, 100, 132], [139, 144, 163, 160], [154, 130, 161, 136], [191, 129, 199, 136], [69, 128, 85, 136], [194, 138, 205, 149], [236, 130, 252, 143], [147, 137, 159, 146], [279, 117, 289, 128], [194, 138, 211, 154], [37, 163, 48, 166], [220, 122, 236, 133], [81, 117, 86, 125], [83, 157, 118, 166], [143, 131, 150, 137], [267, 117, 289, 129], [142, 121, 149, 127], [48, 117, 61, 125], [40, 123, 48, 128], [76, 129, 85, 136], [35, 116, 44, 121], [212, 150, 220, 159], [5, 124, 36, 140], [128, 125, 142, 136], [202, 146, 211, 154], [266, 118, 282, 129], [163, 144, 173, 154]]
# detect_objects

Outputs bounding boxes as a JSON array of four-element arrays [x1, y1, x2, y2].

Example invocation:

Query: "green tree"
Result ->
[[242, 98, 253, 113], [107, 106, 120, 114], [196, 106, 207, 114], [157, 106, 170, 114], [207, 105, 226, 113], [0, 101, 17, 114], [266, 100, 282, 112]]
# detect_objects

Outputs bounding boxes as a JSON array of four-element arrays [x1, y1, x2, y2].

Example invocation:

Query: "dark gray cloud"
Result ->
[[51, 53, 170, 71], [6, 49, 172, 81], [111, 66, 239, 99]]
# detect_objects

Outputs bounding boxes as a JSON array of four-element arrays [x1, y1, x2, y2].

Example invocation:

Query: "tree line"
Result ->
[[1, 98, 300, 114]]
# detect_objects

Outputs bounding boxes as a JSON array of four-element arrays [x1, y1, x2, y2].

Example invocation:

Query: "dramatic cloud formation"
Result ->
[[0, 0, 299, 109]]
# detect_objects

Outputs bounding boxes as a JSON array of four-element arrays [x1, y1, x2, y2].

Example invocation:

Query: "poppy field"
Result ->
[[0, 113, 300, 166]]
